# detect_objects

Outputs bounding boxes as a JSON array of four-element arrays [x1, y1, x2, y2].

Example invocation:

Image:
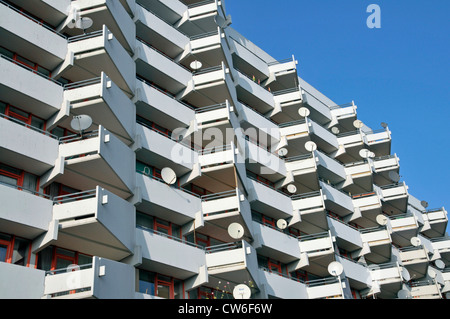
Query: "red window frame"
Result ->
[[0, 238, 12, 263], [267, 258, 282, 275]]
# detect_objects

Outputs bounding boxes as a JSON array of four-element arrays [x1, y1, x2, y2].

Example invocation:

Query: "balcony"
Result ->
[[0, 182, 53, 239], [205, 240, 260, 292], [0, 53, 64, 119], [136, 122, 196, 177], [351, 191, 382, 227], [372, 154, 400, 187], [291, 191, 327, 233], [235, 69, 275, 115], [180, 27, 229, 69], [176, 0, 224, 36], [364, 128, 391, 157], [42, 256, 135, 299], [135, 3, 190, 59], [378, 183, 409, 215], [247, 177, 293, 222], [278, 119, 310, 157], [327, 215, 364, 254], [285, 153, 318, 193], [0, 114, 59, 175], [136, 226, 206, 281], [398, 246, 429, 280], [180, 62, 234, 108], [306, 277, 344, 299], [269, 87, 303, 120], [258, 268, 308, 299], [421, 208, 448, 238], [7, 0, 69, 28], [61, 0, 135, 53], [51, 126, 135, 200], [0, 1, 67, 71], [201, 189, 253, 242], [195, 101, 235, 140], [360, 226, 392, 264], [135, 171, 201, 226], [252, 221, 301, 267], [245, 137, 286, 179], [335, 254, 372, 292], [343, 160, 373, 194], [320, 180, 354, 220], [267, 57, 298, 92], [298, 232, 335, 276], [329, 102, 358, 133], [389, 213, 419, 247], [315, 151, 346, 186], [430, 237, 450, 267], [409, 280, 442, 299], [0, 262, 45, 299], [61, 74, 136, 145], [298, 82, 333, 126], [368, 262, 403, 299], [52, 187, 135, 260], [135, 77, 195, 130], [62, 26, 136, 95], [195, 143, 239, 193], [135, 38, 192, 96]]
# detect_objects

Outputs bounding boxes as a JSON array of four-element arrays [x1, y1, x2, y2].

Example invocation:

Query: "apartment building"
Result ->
[[0, 0, 448, 299]]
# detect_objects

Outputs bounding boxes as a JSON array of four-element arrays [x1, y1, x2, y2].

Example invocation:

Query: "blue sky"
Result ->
[[225, 0, 449, 233]]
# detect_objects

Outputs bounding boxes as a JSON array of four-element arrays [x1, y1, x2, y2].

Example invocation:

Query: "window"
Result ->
[[0, 233, 31, 266], [0, 163, 39, 194], [189, 286, 232, 299], [136, 212, 182, 240], [138, 270, 184, 299], [36, 246, 92, 272]]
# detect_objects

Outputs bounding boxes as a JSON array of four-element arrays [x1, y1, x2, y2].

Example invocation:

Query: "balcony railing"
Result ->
[[0, 112, 59, 140], [137, 225, 205, 250], [0, 180, 52, 200], [205, 241, 243, 254], [53, 189, 97, 204]]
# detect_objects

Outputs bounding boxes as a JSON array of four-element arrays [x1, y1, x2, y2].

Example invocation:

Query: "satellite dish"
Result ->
[[287, 184, 297, 194], [277, 219, 288, 230], [410, 237, 422, 247], [298, 107, 310, 118], [421, 201, 429, 209], [161, 167, 177, 185], [369, 151, 376, 158], [190, 60, 203, 70], [353, 120, 364, 129], [277, 148, 288, 157], [397, 289, 412, 299], [435, 259, 445, 270], [328, 261, 344, 277], [381, 122, 388, 129], [359, 149, 371, 159], [401, 268, 411, 282], [70, 115, 93, 132], [427, 268, 437, 279], [66, 264, 80, 272], [233, 284, 251, 299], [376, 214, 388, 226], [75, 17, 93, 31], [388, 171, 401, 183], [304, 141, 317, 152], [331, 127, 340, 135], [228, 223, 244, 240]]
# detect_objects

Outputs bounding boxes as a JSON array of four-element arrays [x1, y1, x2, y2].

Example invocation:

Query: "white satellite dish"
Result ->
[[287, 184, 297, 194], [161, 167, 177, 185], [328, 261, 344, 277], [298, 107, 310, 118], [427, 268, 437, 279], [388, 171, 401, 183], [397, 289, 412, 299], [233, 284, 251, 299], [359, 149, 371, 159], [190, 60, 203, 70], [228, 223, 244, 240], [401, 268, 411, 282], [410, 237, 422, 247], [276, 219, 288, 230], [353, 120, 364, 129], [277, 148, 288, 157], [376, 214, 388, 226], [331, 127, 340, 135], [435, 259, 445, 270], [75, 17, 93, 32], [70, 115, 93, 132], [421, 201, 429, 209], [304, 141, 317, 152], [66, 264, 80, 272]]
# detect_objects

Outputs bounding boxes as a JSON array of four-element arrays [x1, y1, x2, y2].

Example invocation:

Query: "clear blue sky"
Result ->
[[225, 0, 449, 233]]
